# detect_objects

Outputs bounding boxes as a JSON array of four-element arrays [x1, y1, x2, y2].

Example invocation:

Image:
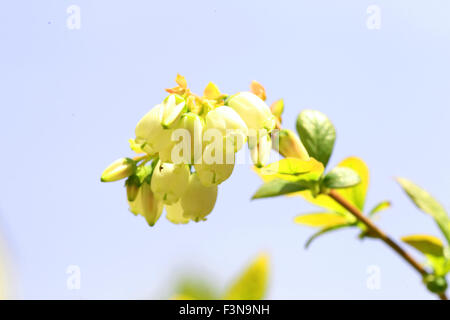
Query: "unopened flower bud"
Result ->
[[125, 175, 140, 202], [179, 173, 218, 221], [101, 157, 136, 182], [150, 160, 190, 205], [128, 187, 143, 216], [249, 131, 272, 168], [135, 104, 172, 154], [423, 274, 448, 294], [272, 129, 310, 161], [140, 181, 164, 226], [186, 95, 201, 114], [161, 94, 185, 128], [227, 92, 276, 131]]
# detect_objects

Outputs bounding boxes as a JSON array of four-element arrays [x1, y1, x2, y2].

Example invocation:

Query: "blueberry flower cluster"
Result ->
[[100, 75, 292, 226]]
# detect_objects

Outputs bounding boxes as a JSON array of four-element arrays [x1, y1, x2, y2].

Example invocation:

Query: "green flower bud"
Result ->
[[194, 144, 235, 187], [249, 131, 272, 168], [161, 94, 185, 128], [227, 92, 276, 131], [179, 172, 218, 221], [127, 181, 163, 227], [272, 129, 310, 161], [150, 160, 190, 205], [101, 157, 136, 182], [140, 182, 164, 226], [125, 175, 140, 202], [423, 274, 448, 293], [135, 104, 172, 154], [128, 186, 143, 216], [165, 201, 190, 224]]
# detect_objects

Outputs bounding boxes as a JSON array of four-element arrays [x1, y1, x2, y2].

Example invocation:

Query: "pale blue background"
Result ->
[[1, 0, 449, 299]]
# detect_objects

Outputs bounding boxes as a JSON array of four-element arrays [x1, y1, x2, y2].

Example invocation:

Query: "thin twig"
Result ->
[[328, 189, 448, 300]]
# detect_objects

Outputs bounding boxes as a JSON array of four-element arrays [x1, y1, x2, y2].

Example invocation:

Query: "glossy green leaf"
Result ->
[[296, 110, 336, 167], [322, 167, 361, 189], [397, 178, 450, 245], [252, 179, 311, 199], [401, 234, 444, 257], [223, 254, 269, 300], [369, 201, 391, 216]]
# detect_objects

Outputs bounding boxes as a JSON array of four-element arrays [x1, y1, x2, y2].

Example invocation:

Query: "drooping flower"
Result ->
[[204, 106, 248, 152], [135, 104, 172, 154], [161, 94, 186, 128], [249, 130, 272, 168], [159, 111, 204, 164], [150, 160, 190, 205], [227, 92, 276, 132], [165, 201, 190, 224], [179, 172, 218, 221], [194, 143, 235, 187]]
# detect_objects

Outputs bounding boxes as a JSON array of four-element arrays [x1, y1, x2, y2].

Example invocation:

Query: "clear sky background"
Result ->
[[1, 0, 449, 299]]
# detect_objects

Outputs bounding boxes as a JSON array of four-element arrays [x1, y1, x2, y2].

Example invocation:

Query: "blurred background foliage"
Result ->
[[171, 253, 269, 300]]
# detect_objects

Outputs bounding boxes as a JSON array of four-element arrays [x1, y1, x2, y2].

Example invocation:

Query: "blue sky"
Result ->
[[1, 0, 449, 299]]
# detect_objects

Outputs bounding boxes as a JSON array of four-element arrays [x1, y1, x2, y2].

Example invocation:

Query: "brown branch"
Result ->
[[328, 189, 448, 300]]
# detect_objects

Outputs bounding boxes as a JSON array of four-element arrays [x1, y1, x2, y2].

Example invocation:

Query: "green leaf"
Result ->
[[296, 110, 336, 167], [335, 157, 369, 211], [223, 254, 269, 300], [260, 158, 324, 181], [322, 167, 361, 189], [252, 179, 311, 199], [397, 178, 450, 245], [172, 276, 219, 300], [369, 201, 391, 216], [401, 234, 444, 257], [297, 157, 369, 215], [294, 212, 353, 227], [426, 255, 450, 277], [305, 224, 354, 249]]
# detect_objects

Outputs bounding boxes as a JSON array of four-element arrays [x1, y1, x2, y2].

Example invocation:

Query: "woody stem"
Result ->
[[328, 189, 448, 300]]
